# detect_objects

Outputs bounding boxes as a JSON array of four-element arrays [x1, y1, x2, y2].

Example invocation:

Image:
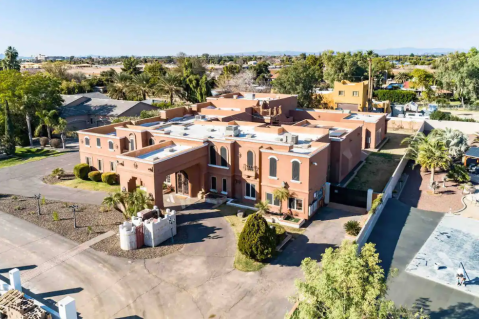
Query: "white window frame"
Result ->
[[97, 159, 103, 172], [352, 91, 359, 97], [291, 159, 301, 182], [165, 174, 171, 184], [110, 161, 116, 172], [268, 156, 278, 179], [265, 192, 279, 206], [288, 197, 304, 211], [338, 90, 345, 96], [96, 138, 101, 148], [84, 137, 90, 147], [108, 140, 114, 151], [245, 182, 256, 200], [210, 176, 217, 192], [85, 157, 92, 166]]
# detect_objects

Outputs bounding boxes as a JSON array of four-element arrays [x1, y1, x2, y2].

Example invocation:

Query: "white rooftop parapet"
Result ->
[[119, 221, 137, 250], [143, 210, 177, 247], [9, 268, 21, 292]]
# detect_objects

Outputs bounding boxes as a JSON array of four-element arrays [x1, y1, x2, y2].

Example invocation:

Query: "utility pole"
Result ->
[[368, 58, 373, 111]]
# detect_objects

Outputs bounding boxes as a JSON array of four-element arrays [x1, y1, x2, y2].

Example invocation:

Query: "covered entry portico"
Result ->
[[116, 140, 208, 209]]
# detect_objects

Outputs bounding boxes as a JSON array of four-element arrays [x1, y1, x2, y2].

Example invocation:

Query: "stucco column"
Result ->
[[153, 173, 165, 209], [58, 296, 78, 319], [8, 268, 21, 291], [366, 189, 373, 211], [324, 182, 331, 204]]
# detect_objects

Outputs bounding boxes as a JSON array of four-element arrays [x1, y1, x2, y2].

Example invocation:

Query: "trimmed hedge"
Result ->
[[374, 90, 416, 103], [88, 171, 102, 182], [273, 224, 286, 245], [50, 138, 61, 148], [101, 172, 118, 185], [39, 137, 49, 147], [74, 163, 90, 180], [238, 213, 276, 261], [369, 194, 383, 215]]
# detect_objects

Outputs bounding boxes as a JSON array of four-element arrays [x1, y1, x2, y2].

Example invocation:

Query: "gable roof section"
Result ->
[[61, 95, 90, 107], [60, 97, 152, 118], [465, 147, 479, 159]]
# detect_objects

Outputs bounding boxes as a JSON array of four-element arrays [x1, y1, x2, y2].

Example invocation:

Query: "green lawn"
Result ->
[[0, 147, 63, 169], [56, 178, 120, 193]]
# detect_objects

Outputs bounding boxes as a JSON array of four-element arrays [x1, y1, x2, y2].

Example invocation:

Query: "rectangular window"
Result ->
[[90, 118, 93, 124], [165, 175, 171, 183], [266, 193, 279, 206], [222, 178, 227, 193], [211, 176, 217, 191], [86, 157, 91, 166], [98, 159, 103, 172], [288, 198, 303, 211], [245, 183, 256, 199], [338, 90, 345, 96], [97, 138, 101, 148], [352, 91, 359, 97], [110, 161, 116, 172]]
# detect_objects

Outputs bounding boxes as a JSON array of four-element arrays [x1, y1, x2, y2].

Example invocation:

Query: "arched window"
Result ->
[[108, 140, 114, 150], [220, 147, 228, 167], [292, 160, 300, 181], [269, 157, 277, 177], [84, 137, 90, 146], [247, 151, 254, 168], [129, 134, 135, 151], [209, 145, 216, 165], [149, 138, 154, 146]]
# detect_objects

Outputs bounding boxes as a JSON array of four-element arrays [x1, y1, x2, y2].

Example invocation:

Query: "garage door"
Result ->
[[337, 103, 359, 112]]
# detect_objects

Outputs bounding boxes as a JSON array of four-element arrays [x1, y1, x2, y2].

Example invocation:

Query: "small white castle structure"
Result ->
[[119, 208, 177, 250]]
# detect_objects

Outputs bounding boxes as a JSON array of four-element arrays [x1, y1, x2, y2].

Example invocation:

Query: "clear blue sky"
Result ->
[[1, 0, 478, 57]]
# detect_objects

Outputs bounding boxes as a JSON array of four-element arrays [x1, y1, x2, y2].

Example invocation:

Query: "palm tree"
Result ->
[[103, 192, 129, 220], [395, 72, 411, 83], [53, 118, 69, 149], [129, 73, 152, 100], [416, 139, 451, 188], [1, 46, 20, 71], [429, 128, 469, 160], [102, 190, 153, 220], [254, 201, 270, 215], [35, 109, 58, 141], [472, 132, 479, 144], [155, 73, 184, 105], [273, 187, 290, 215], [401, 132, 427, 162], [107, 72, 132, 100]]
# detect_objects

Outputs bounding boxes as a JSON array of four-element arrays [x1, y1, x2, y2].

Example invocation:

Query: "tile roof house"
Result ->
[[60, 95, 157, 130]]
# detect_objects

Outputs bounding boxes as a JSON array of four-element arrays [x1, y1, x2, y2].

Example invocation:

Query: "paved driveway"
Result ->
[[368, 199, 479, 318], [0, 151, 105, 205], [0, 201, 360, 319]]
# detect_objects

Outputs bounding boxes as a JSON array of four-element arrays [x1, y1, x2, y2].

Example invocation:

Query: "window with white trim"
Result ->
[[220, 147, 228, 167], [110, 161, 116, 172], [209, 145, 216, 165], [247, 151, 254, 167], [84, 137, 90, 146], [222, 178, 227, 193], [288, 198, 303, 211], [292, 160, 300, 181], [98, 159, 103, 172], [338, 90, 345, 96], [108, 140, 114, 150], [85, 157, 91, 166], [245, 182, 256, 199], [165, 175, 171, 183], [265, 192, 279, 206], [96, 138, 101, 148], [269, 157, 277, 177], [352, 91, 359, 97], [129, 134, 135, 151], [211, 176, 217, 191]]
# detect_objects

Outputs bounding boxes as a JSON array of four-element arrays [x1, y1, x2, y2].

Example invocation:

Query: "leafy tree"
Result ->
[[251, 61, 271, 83], [155, 73, 184, 105], [52, 118, 69, 149], [129, 73, 152, 100], [2, 100, 16, 155], [291, 241, 429, 319], [273, 61, 322, 108], [429, 128, 469, 160], [144, 62, 167, 77], [221, 64, 241, 79], [394, 72, 411, 83], [1, 46, 20, 71], [447, 164, 470, 183], [305, 55, 324, 79], [35, 109, 58, 141], [121, 57, 141, 75], [19, 73, 63, 146], [322, 51, 368, 85], [410, 69, 434, 90], [374, 90, 416, 103], [416, 139, 451, 187], [102, 190, 153, 220], [107, 72, 132, 100], [238, 213, 276, 261], [273, 187, 290, 215], [42, 62, 72, 81]]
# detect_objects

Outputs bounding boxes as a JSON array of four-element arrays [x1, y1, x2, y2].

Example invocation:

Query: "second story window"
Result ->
[[246, 151, 254, 170], [338, 90, 345, 96], [210, 145, 216, 165], [97, 138, 101, 148], [108, 141, 114, 150], [129, 135, 135, 151], [292, 160, 300, 181], [149, 138, 154, 146], [84, 137, 90, 146], [352, 91, 359, 97], [220, 147, 228, 167], [269, 157, 277, 178]]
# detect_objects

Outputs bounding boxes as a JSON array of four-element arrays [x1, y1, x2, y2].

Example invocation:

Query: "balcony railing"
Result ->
[[243, 164, 259, 177]]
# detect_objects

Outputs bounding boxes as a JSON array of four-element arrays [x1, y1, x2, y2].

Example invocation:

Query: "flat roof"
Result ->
[[137, 144, 192, 160], [344, 113, 380, 123], [154, 123, 325, 155]]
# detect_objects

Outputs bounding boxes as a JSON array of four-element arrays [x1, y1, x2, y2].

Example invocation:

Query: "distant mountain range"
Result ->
[[221, 48, 464, 56]]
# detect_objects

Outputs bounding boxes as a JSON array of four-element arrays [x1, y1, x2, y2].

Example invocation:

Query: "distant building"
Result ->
[[59, 95, 157, 130]]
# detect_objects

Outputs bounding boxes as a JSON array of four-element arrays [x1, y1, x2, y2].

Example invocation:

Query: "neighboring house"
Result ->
[[77, 115, 364, 220], [60, 95, 157, 130]]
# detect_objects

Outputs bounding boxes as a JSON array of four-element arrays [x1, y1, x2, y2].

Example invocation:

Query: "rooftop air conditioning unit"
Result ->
[[299, 144, 311, 149], [172, 132, 187, 136], [153, 157, 159, 160], [163, 129, 171, 135], [275, 137, 284, 142], [168, 148, 176, 152], [195, 115, 206, 120], [225, 125, 240, 137], [304, 138, 312, 143], [177, 126, 188, 131], [245, 134, 255, 138], [291, 135, 299, 144], [206, 128, 215, 132]]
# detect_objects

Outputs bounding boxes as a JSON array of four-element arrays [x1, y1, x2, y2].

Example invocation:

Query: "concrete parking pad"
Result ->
[[406, 215, 479, 297]]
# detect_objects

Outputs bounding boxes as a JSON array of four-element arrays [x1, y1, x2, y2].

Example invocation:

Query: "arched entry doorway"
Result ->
[[176, 171, 189, 196]]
